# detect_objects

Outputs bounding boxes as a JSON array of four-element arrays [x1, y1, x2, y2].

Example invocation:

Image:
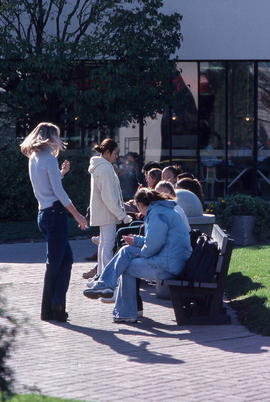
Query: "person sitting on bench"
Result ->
[[83, 188, 192, 323]]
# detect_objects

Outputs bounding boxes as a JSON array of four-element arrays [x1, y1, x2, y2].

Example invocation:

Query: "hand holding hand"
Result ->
[[122, 234, 135, 246], [61, 160, 70, 176], [76, 214, 88, 230]]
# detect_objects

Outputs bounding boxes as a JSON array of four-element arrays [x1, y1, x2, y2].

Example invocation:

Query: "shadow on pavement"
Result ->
[[52, 311, 270, 360], [48, 281, 270, 357], [56, 321, 185, 365], [117, 317, 270, 355]]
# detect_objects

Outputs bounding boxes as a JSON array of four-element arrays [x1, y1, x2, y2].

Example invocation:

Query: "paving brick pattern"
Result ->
[[1, 239, 270, 402]]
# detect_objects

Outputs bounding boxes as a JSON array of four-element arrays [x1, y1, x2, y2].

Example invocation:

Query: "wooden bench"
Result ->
[[165, 224, 234, 325]]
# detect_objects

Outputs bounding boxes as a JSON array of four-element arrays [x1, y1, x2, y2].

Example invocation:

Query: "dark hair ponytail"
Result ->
[[176, 178, 204, 203], [134, 187, 172, 206], [94, 138, 118, 154]]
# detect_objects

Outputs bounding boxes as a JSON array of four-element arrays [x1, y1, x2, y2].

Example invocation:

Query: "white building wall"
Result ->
[[35, 0, 270, 60], [119, 0, 270, 160], [162, 0, 270, 60]]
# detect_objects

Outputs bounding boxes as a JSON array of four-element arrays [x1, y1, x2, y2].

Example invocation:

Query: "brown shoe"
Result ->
[[82, 265, 98, 279]]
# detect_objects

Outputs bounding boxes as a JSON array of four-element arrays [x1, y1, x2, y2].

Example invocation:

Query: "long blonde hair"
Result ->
[[20, 122, 66, 157]]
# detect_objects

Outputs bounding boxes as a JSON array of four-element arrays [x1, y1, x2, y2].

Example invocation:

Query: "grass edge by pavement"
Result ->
[[225, 244, 270, 336], [0, 392, 87, 402]]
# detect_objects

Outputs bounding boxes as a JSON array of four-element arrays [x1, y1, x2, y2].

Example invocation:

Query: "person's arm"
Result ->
[[140, 213, 168, 258], [47, 156, 72, 206], [133, 235, 145, 248], [60, 160, 70, 178], [47, 156, 87, 229], [65, 203, 88, 230], [98, 165, 129, 221]]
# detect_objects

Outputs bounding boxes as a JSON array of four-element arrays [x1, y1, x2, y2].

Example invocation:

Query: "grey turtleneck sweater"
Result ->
[[29, 148, 71, 210]]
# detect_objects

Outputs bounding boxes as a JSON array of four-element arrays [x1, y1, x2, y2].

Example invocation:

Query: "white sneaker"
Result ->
[[101, 287, 117, 303], [87, 274, 100, 288], [91, 236, 100, 245]]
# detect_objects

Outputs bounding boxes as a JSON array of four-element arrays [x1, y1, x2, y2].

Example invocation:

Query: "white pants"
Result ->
[[97, 224, 116, 275]]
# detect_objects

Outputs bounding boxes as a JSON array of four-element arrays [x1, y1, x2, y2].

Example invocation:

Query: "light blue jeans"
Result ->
[[100, 245, 175, 319]]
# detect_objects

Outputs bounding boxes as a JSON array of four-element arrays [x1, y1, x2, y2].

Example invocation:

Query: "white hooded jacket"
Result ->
[[88, 156, 126, 226]]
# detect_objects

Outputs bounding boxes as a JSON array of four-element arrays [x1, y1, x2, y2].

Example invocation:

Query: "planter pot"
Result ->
[[230, 215, 256, 246]]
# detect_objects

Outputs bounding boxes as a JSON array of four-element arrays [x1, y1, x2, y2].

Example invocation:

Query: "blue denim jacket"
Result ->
[[133, 200, 192, 276]]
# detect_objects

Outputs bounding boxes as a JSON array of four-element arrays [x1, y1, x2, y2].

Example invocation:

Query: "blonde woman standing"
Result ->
[[20, 122, 88, 322], [88, 139, 132, 278]]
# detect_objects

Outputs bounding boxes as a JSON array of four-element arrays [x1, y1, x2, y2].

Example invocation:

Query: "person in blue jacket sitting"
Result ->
[[83, 187, 192, 323]]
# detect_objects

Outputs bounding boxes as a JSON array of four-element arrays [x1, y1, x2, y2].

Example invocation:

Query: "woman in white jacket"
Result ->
[[89, 139, 132, 276]]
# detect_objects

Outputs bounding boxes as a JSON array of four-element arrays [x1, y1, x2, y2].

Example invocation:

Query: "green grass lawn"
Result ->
[[226, 244, 270, 336], [0, 392, 85, 402]]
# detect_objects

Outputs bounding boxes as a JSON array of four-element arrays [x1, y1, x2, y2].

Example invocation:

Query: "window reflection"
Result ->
[[227, 62, 255, 194], [199, 62, 226, 200], [257, 62, 270, 199], [161, 62, 198, 173]]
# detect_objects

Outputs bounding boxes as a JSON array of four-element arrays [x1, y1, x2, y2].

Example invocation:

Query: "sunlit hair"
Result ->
[[142, 160, 161, 174], [177, 171, 195, 181], [176, 177, 204, 203], [134, 187, 173, 207], [162, 166, 179, 178], [94, 138, 118, 155], [20, 122, 66, 158], [147, 168, 162, 189], [155, 180, 176, 198]]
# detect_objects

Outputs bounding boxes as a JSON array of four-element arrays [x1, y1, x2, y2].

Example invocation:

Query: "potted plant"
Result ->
[[206, 193, 270, 245]]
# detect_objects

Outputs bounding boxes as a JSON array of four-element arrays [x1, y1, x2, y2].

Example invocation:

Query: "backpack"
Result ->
[[189, 228, 202, 249], [180, 234, 219, 283]]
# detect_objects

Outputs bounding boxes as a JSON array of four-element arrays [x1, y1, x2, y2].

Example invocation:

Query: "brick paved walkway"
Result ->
[[1, 239, 270, 402]]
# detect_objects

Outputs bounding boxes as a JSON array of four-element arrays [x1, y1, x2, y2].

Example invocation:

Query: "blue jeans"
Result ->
[[38, 201, 73, 316], [100, 245, 174, 319]]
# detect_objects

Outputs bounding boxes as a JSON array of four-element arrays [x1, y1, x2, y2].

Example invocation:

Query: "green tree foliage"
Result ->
[[0, 291, 17, 398], [0, 0, 111, 131], [91, 0, 183, 123], [208, 193, 270, 238], [0, 145, 90, 221], [0, 0, 182, 133]]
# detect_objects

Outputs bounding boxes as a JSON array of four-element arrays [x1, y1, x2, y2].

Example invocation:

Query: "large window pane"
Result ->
[[199, 62, 226, 200], [227, 62, 255, 195], [161, 62, 198, 173], [257, 62, 270, 199]]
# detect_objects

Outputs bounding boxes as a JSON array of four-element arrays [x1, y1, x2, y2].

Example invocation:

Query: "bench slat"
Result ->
[[166, 224, 234, 325], [211, 224, 228, 253], [215, 254, 224, 273], [166, 280, 218, 288]]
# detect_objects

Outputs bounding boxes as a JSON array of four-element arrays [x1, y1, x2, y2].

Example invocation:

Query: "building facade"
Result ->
[[117, 0, 270, 200], [3, 0, 270, 200]]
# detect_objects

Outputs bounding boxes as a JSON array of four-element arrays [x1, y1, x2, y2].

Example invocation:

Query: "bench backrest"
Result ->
[[211, 224, 234, 288]]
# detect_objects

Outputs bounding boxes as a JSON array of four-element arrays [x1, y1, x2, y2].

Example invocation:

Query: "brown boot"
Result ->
[[82, 264, 97, 279]]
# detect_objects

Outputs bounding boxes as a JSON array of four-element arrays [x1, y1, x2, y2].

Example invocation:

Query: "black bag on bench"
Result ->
[[180, 233, 219, 284]]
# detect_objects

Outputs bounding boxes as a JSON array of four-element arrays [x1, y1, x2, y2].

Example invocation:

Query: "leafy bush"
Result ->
[[0, 144, 35, 221], [206, 193, 270, 237], [0, 291, 17, 398], [58, 151, 90, 216], [0, 145, 90, 222]]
